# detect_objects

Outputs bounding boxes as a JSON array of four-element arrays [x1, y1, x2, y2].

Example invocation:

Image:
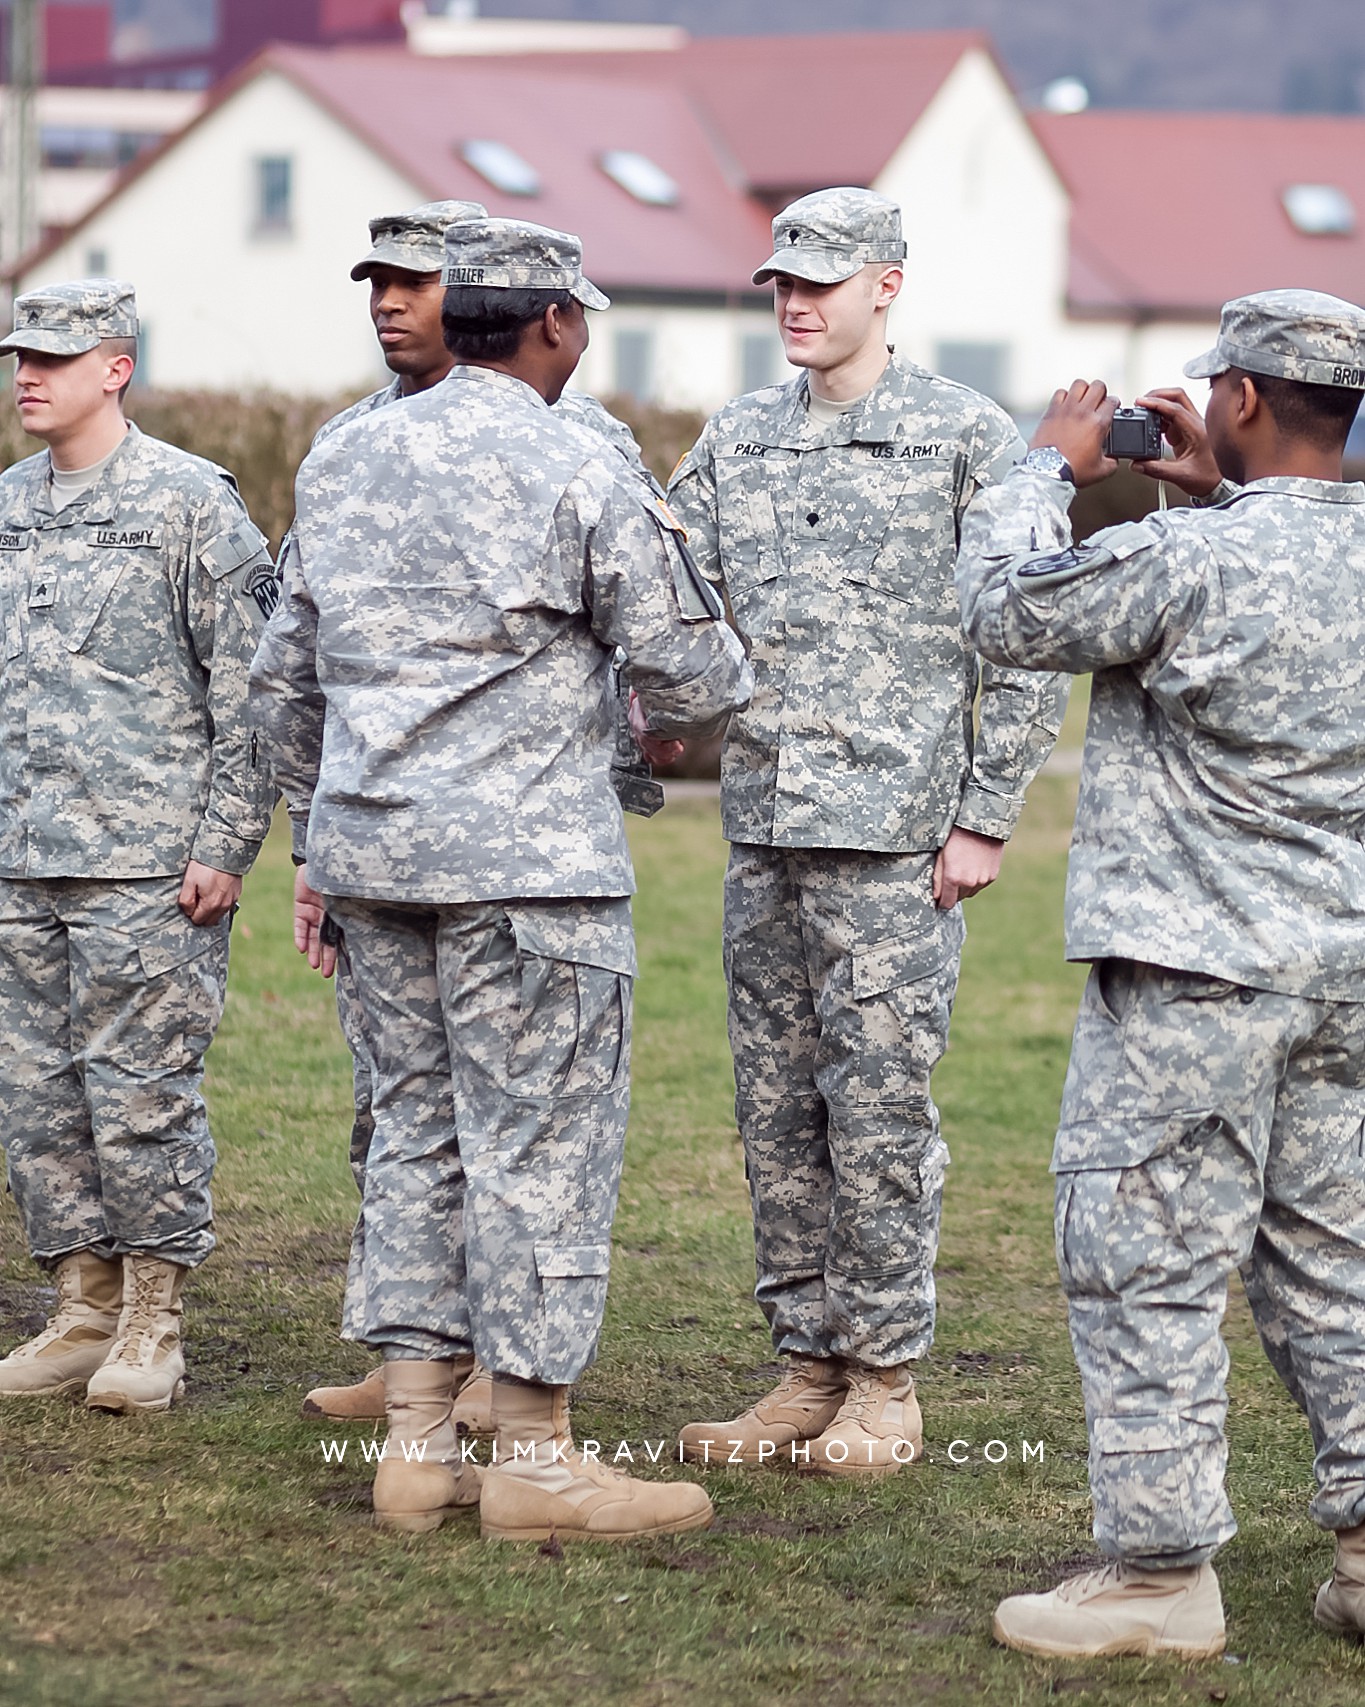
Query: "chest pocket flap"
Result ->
[[66, 526, 165, 653]]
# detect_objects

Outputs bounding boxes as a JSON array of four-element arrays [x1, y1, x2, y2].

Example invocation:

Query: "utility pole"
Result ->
[[3, 0, 44, 276]]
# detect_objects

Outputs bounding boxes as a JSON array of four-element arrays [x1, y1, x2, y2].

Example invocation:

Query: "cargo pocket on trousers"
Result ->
[[1053, 1115, 1206, 1298], [1089, 1411, 1205, 1555], [504, 914, 630, 1101], [535, 1241, 611, 1365], [846, 913, 964, 1100]]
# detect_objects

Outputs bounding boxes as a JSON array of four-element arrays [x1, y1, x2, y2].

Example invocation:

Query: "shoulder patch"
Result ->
[[645, 496, 724, 622], [245, 561, 282, 622], [199, 518, 269, 580]]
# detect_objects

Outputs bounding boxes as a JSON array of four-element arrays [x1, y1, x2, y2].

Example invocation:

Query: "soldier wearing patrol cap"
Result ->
[[291, 202, 675, 1432], [957, 288, 1365, 1657], [251, 216, 752, 1539], [668, 187, 1066, 1474], [0, 279, 276, 1412]]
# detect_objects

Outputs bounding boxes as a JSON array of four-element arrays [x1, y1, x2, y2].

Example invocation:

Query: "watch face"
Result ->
[[1024, 447, 1071, 480]]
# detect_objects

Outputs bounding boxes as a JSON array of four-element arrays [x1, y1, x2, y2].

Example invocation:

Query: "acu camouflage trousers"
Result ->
[[0, 875, 227, 1269], [327, 894, 633, 1384], [724, 843, 963, 1368], [1056, 959, 1365, 1568], [331, 947, 376, 1342]]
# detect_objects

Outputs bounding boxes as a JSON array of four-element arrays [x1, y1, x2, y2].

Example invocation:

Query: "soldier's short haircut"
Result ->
[[101, 335, 138, 404], [1231, 367, 1364, 452], [441, 286, 575, 362]]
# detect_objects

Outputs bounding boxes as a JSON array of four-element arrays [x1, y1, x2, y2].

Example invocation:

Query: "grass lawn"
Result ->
[[3, 741, 1364, 1705]]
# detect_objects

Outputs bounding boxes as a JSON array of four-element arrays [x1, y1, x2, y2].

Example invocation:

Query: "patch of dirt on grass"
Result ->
[[184, 1334, 254, 1398], [949, 1350, 1030, 1375], [315, 1482, 371, 1512], [711, 1512, 804, 1540], [0, 1280, 47, 1339]]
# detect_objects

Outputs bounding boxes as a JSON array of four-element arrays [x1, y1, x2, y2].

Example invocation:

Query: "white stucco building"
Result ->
[[11, 27, 1365, 418]]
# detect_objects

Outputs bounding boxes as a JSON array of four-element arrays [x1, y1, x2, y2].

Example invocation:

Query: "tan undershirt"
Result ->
[[806, 386, 870, 427], [50, 439, 124, 512]]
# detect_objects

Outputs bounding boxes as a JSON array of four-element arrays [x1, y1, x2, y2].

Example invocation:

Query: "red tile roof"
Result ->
[[271, 43, 773, 294], [500, 30, 988, 199], [1034, 109, 1365, 317]]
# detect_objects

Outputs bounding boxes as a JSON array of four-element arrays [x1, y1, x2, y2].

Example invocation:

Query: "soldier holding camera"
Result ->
[[956, 289, 1365, 1658]]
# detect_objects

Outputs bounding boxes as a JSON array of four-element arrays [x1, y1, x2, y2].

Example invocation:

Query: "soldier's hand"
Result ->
[[933, 826, 1005, 910], [627, 689, 685, 767], [1030, 380, 1119, 487], [178, 860, 243, 927], [1131, 388, 1223, 497], [293, 863, 337, 978]]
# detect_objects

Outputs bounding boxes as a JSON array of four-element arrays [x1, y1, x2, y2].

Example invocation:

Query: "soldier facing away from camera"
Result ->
[[251, 217, 752, 1539], [957, 289, 1365, 1658], [292, 200, 675, 1434], [666, 188, 1065, 1474], [0, 280, 275, 1412]]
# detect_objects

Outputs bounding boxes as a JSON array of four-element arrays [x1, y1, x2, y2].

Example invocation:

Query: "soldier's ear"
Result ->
[[101, 351, 135, 399], [873, 265, 904, 309]]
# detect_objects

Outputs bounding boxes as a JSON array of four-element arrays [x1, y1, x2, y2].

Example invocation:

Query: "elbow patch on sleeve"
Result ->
[[1013, 517, 1161, 591]]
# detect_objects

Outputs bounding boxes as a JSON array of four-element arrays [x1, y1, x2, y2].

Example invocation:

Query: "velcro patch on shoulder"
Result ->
[[199, 518, 269, 580]]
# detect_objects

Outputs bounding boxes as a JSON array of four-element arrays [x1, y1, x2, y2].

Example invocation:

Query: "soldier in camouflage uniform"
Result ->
[[668, 188, 1065, 1474], [0, 280, 275, 1413], [251, 217, 752, 1538], [957, 290, 1365, 1658], [293, 202, 671, 1428]]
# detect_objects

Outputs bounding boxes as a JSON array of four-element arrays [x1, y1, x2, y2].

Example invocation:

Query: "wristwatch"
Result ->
[[1020, 446, 1076, 484]]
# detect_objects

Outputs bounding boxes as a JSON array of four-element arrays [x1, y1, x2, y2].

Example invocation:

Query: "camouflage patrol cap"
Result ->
[[350, 199, 488, 281], [441, 217, 610, 310], [752, 187, 906, 286], [0, 278, 138, 357], [1184, 288, 1365, 388]]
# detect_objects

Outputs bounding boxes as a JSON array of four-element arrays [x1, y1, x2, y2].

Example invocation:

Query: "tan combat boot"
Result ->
[[993, 1560, 1226, 1659], [450, 1359, 494, 1435], [371, 1358, 482, 1533], [678, 1356, 848, 1466], [0, 1252, 122, 1398], [807, 1363, 922, 1476], [481, 1378, 714, 1542], [1315, 1523, 1365, 1637], [301, 1363, 386, 1420], [85, 1254, 188, 1413]]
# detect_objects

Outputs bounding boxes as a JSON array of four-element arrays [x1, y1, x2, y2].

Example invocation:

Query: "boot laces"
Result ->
[[757, 1359, 828, 1413], [117, 1261, 167, 1361], [19, 1264, 89, 1353], [1056, 1561, 1127, 1603], [839, 1368, 886, 1425]]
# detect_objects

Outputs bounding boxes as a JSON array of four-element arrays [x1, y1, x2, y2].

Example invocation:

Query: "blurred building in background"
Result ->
[[6, 14, 1365, 420]]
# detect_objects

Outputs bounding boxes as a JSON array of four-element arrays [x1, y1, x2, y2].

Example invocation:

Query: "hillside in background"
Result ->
[[474, 0, 1365, 110], [40, 0, 1365, 111]]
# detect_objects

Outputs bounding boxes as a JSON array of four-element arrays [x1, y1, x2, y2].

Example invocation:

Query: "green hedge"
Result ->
[[0, 386, 706, 551]]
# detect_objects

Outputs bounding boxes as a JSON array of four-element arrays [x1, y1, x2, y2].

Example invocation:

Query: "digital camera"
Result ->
[[1104, 405, 1163, 461]]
